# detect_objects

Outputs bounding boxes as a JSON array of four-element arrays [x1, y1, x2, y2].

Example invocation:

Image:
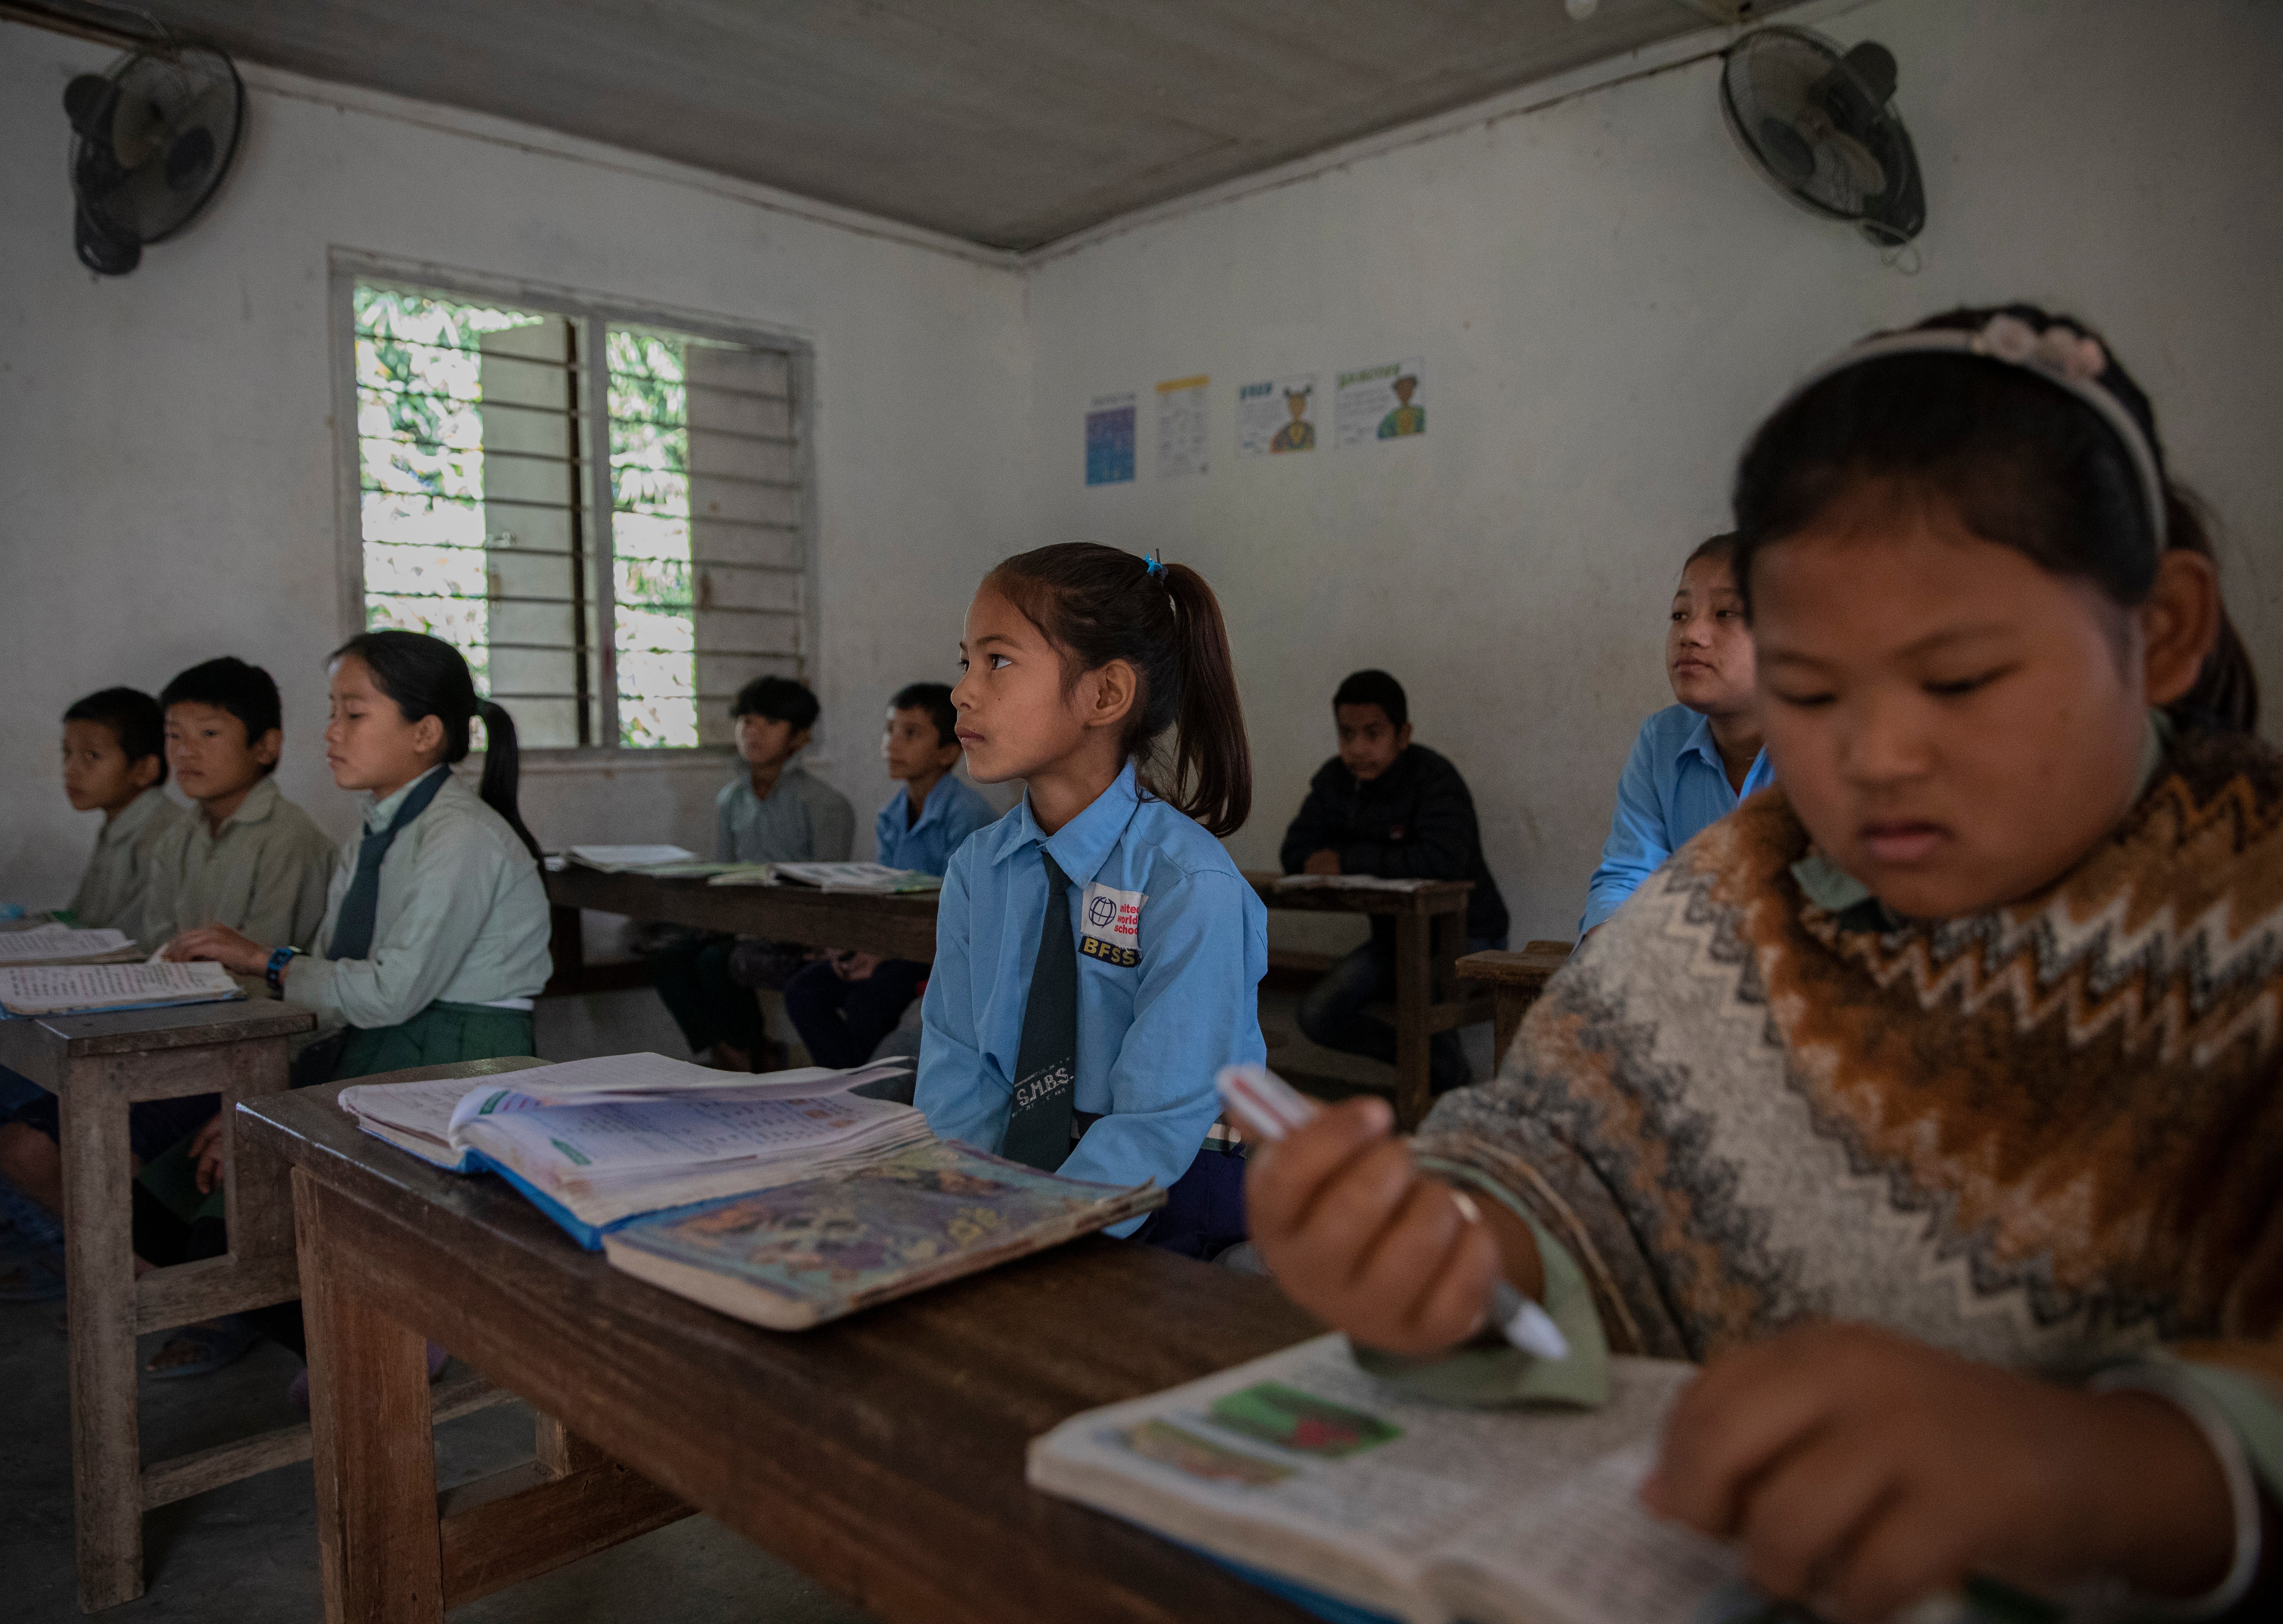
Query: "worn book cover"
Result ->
[[601, 1139, 1165, 1329]]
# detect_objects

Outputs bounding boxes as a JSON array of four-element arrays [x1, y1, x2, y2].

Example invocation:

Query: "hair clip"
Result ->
[[1143, 551, 1166, 579], [1971, 313, 2108, 385]]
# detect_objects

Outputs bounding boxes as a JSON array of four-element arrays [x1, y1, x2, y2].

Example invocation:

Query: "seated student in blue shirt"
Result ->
[[783, 683, 994, 1070], [1578, 533, 1772, 935], [916, 543, 1267, 1260]]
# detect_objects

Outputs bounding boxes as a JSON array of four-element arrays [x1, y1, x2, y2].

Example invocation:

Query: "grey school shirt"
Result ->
[[67, 786, 188, 943], [716, 763, 855, 864], [139, 775, 337, 954]]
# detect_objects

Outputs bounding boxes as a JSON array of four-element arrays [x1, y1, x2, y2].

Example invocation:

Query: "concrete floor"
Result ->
[[2, 977, 1484, 1621], [0, 1286, 877, 1623]]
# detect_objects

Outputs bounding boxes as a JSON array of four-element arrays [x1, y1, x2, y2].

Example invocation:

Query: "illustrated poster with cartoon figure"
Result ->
[[1235, 373, 1318, 456], [1334, 358, 1426, 448]]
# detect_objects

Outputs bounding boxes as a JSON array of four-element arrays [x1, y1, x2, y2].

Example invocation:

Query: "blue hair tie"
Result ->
[[1143, 551, 1166, 579]]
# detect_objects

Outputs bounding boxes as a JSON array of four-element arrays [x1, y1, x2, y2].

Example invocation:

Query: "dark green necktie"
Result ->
[[1000, 850, 1078, 1171], [327, 767, 449, 960]]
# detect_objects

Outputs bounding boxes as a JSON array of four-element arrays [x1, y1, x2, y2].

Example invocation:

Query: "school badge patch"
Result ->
[[1079, 882, 1144, 968]]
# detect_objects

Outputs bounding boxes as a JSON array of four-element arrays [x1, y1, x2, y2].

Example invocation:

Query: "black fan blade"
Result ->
[[1841, 42, 1898, 106], [1754, 116, 1817, 187], [74, 202, 141, 275], [62, 73, 118, 143]]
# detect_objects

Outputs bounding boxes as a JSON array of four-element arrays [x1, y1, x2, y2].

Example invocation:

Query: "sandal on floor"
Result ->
[[0, 1251, 64, 1302], [287, 1339, 450, 1412], [144, 1316, 260, 1379]]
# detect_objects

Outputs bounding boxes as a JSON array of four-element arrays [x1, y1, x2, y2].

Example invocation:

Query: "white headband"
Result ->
[[1773, 313, 2168, 549]]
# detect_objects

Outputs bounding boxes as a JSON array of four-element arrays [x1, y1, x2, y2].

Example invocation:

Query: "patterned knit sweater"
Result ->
[[1420, 725, 2283, 1413]]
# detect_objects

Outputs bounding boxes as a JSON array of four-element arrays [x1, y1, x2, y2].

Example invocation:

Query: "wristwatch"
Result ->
[[265, 945, 301, 995]]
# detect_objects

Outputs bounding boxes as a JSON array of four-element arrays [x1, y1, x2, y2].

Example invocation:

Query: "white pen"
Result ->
[[1215, 1064, 1570, 1363]]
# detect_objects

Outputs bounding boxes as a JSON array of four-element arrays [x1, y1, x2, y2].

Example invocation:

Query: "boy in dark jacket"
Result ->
[[1279, 670, 1508, 1095]]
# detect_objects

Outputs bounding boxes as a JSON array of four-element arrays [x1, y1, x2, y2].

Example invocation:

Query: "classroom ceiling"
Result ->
[[27, 0, 1796, 252]]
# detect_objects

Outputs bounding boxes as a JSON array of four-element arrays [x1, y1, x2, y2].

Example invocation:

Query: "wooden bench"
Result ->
[[0, 1011, 542, 1613], [236, 1057, 1325, 1624], [1454, 940, 1574, 1068], [1, 1001, 314, 1611], [1246, 874, 1494, 1130]]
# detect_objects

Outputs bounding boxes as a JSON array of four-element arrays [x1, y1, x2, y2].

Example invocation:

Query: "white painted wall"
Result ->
[[0, 22, 1029, 902], [8, 0, 2281, 956], [1024, 0, 2283, 943]]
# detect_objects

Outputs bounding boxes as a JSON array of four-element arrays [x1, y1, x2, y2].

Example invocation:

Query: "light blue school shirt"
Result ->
[[1579, 704, 1774, 934], [875, 774, 996, 878], [916, 763, 1267, 1236]]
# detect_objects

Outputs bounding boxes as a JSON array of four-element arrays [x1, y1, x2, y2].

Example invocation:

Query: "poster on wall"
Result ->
[[1334, 358, 1426, 448], [1235, 373, 1318, 456], [1155, 374, 1210, 479], [1085, 393, 1137, 486]]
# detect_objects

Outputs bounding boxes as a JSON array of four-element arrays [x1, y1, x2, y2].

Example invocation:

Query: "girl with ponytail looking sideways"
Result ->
[[916, 545, 1267, 1260], [171, 630, 552, 1087]]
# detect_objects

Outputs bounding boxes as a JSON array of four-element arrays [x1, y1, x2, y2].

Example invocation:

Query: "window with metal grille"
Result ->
[[347, 277, 809, 751]]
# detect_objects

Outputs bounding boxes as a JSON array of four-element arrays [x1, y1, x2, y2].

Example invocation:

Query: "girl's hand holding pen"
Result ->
[[1229, 1065, 1555, 1359]]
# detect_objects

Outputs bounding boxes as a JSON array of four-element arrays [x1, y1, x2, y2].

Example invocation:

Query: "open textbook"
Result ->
[[708, 861, 943, 893], [564, 844, 701, 873], [1031, 1335, 2060, 1624], [1270, 874, 1437, 894], [0, 959, 245, 1017], [337, 1052, 1159, 1326], [339, 1052, 925, 1243], [0, 924, 143, 965]]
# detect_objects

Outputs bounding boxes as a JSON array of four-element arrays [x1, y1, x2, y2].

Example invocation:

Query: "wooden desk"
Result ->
[[546, 866, 940, 963], [1, 999, 312, 1612], [236, 1059, 1322, 1624], [1245, 873, 1493, 1131], [1454, 941, 1574, 1070]]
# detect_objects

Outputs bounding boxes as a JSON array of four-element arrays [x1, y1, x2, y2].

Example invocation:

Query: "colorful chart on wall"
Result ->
[[1085, 393, 1137, 486], [1155, 375, 1209, 479], [1235, 373, 1318, 457], [1334, 359, 1426, 448]]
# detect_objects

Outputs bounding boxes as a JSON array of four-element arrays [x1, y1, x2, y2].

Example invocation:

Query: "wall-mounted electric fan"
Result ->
[[1720, 25, 1925, 248], [63, 39, 244, 274]]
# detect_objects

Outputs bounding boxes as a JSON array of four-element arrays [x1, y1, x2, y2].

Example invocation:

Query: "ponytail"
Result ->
[[984, 543, 1252, 836], [330, 630, 544, 859], [1158, 563, 1251, 836], [474, 699, 544, 859]]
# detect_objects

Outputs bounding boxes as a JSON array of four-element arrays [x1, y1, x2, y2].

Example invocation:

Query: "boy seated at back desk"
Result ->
[[1279, 669, 1508, 1098], [58, 686, 186, 942], [783, 682, 994, 1072], [0, 658, 335, 1305], [0, 686, 185, 1281], [650, 675, 855, 1072]]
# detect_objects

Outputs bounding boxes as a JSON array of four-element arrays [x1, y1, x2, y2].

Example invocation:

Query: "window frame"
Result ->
[[327, 249, 823, 764]]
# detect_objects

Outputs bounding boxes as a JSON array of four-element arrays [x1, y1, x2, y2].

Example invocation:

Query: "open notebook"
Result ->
[[0, 924, 145, 965], [338, 1053, 1160, 1327], [0, 959, 245, 1017], [1031, 1335, 2060, 1624]]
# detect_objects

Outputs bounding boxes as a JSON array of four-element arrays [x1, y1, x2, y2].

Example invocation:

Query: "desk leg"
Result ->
[[1393, 912, 1432, 1132], [295, 1170, 445, 1624], [219, 1036, 296, 1284], [58, 1060, 143, 1612], [1493, 992, 1525, 1074]]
